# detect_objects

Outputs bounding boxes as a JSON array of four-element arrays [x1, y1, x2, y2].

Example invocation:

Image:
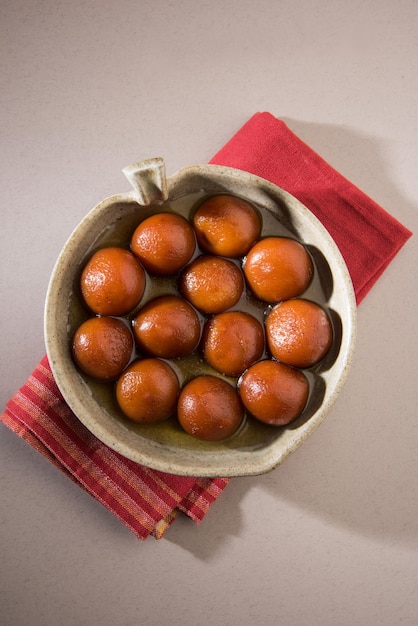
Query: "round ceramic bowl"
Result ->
[[44, 158, 356, 477]]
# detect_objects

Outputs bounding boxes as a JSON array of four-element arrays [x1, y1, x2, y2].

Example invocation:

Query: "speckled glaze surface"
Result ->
[[44, 159, 356, 477]]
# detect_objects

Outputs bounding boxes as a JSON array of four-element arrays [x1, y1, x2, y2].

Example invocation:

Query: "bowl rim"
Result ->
[[44, 162, 357, 477]]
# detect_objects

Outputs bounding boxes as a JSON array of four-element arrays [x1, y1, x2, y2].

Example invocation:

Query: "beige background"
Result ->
[[1, 1, 417, 625]]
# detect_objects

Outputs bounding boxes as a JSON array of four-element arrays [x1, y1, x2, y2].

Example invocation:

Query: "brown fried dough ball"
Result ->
[[131, 212, 196, 276], [72, 316, 134, 381], [243, 237, 312, 303], [201, 311, 265, 377], [180, 255, 244, 314], [177, 375, 244, 441], [80, 247, 146, 316], [266, 299, 333, 368], [239, 359, 309, 426], [192, 194, 261, 258], [116, 358, 179, 424], [132, 295, 201, 359]]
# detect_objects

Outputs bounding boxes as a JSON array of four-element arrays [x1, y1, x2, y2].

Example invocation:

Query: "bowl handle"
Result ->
[[122, 157, 168, 205]]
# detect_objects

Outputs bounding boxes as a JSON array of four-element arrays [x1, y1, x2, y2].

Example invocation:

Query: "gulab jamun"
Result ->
[[239, 359, 309, 426], [72, 316, 134, 381], [131, 212, 196, 276], [266, 299, 333, 368], [243, 237, 313, 303], [192, 194, 261, 258], [201, 311, 265, 377], [132, 295, 201, 359], [177, 375, 244, 441], [80, 247, 146, 316], [180, 255, 244, 314], [116, 358, 179, 424]]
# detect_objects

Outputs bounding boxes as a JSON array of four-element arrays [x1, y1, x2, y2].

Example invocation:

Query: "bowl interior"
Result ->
[[45, 164, 356, 477]]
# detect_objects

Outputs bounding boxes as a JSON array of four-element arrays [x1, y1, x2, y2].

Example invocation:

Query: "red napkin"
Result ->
[[210, 112, 412, 304], [1, 112, 412, 540]]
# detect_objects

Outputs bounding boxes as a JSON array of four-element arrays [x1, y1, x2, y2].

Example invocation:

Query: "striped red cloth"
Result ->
[[1, 112, 412, 540], [2, 357, 229, 540]]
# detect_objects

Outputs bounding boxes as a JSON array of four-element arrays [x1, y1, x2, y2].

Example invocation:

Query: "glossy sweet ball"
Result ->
[[239, 359, 309, 426], [201, 311, 265, 377], [180, 255, 244, 314], [72, 316, 134, 381], [177, 375, 244, 441], [192, 194, 261, 258], [243, 237, 313, 303], [132, 295, 201, 359], [80, 247, 146, 316], [131, 212, 196, 276], [266, 299, 333, 368], [116, 358, 179, 424]]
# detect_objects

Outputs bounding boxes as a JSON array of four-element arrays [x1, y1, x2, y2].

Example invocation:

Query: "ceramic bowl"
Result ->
[[44, 158, 356, 477]]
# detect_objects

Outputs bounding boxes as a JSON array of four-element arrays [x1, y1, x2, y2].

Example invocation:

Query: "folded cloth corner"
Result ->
[[1, 355, 230, 540], [1, 112, 412, 540]]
